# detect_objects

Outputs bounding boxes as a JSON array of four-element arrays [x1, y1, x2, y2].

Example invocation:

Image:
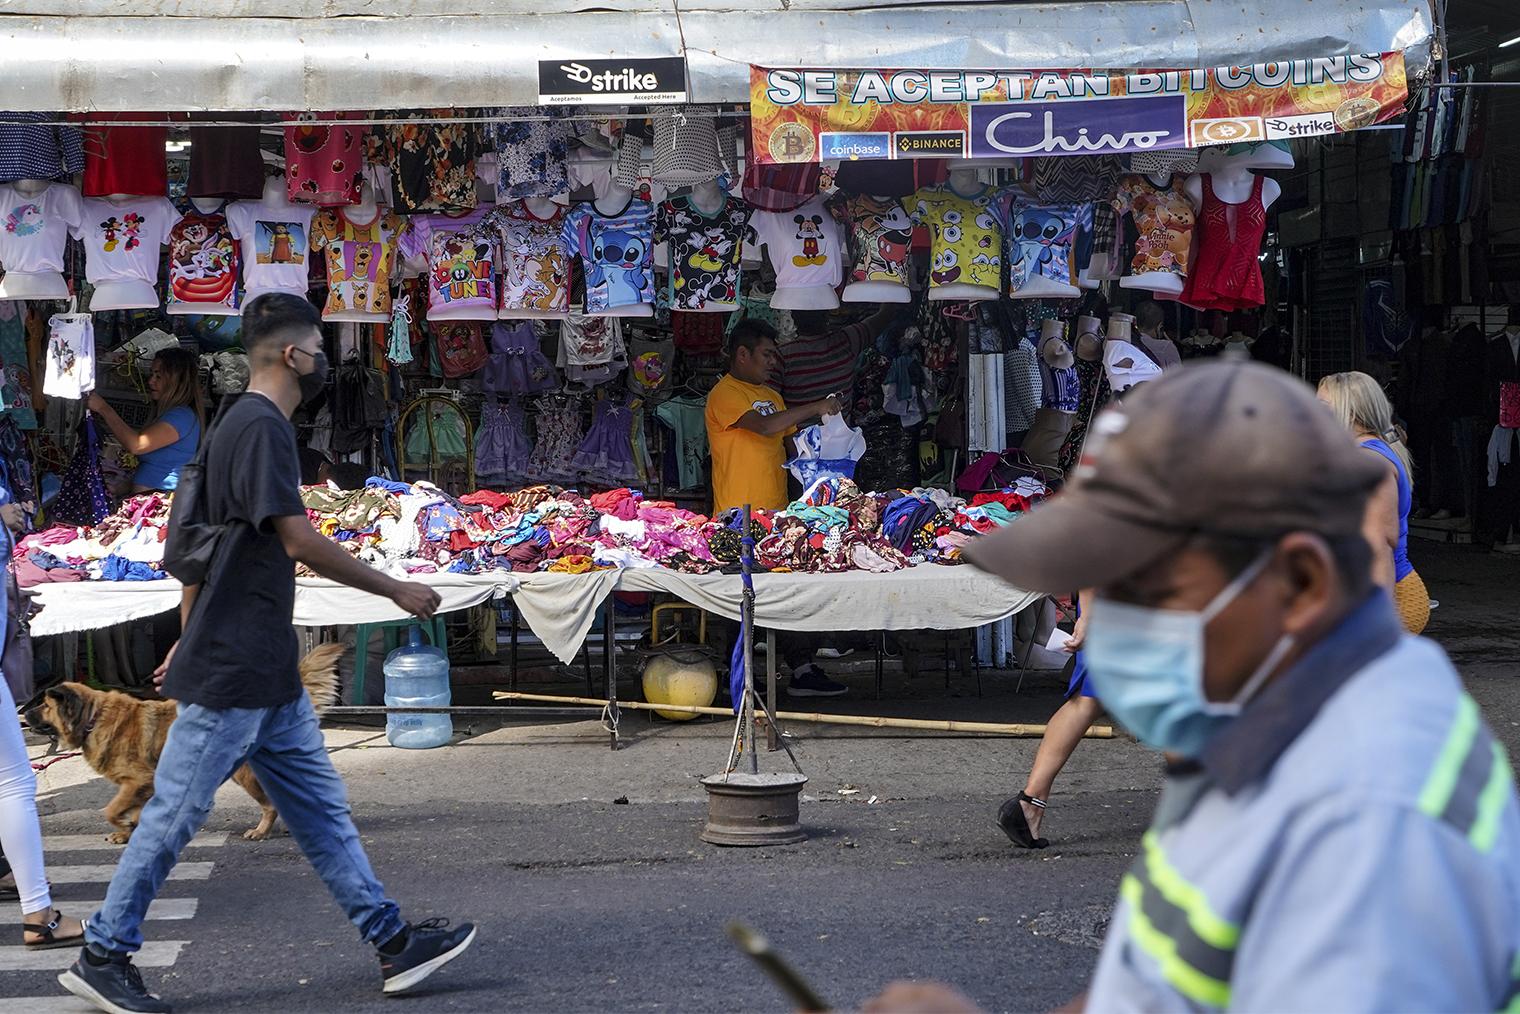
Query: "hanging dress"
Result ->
[[1179, 173, 1267, 312], [570, 397, 638, 487], [528, 392, 586, 485], [475, 397, 533, 488]]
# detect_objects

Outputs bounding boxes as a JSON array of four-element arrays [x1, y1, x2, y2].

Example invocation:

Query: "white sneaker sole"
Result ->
[[785, 686, 849, 698], [382, 926, 478, 994], [58, 968, 163, 1014]]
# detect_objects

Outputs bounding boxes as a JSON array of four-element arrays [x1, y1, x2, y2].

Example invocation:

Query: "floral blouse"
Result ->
[[369, 112, 483, 215]]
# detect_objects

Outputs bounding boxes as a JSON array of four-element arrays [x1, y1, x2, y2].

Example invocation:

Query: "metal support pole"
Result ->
[[742, 504, 758, 775], [766, 630, 779, 752], [604, 596, 619, 751]]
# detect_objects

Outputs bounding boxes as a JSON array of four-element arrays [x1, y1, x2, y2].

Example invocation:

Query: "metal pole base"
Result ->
[[699, 772, 808, 847]]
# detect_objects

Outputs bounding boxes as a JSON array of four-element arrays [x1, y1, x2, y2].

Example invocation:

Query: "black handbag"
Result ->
[[162, 397, 237, 587]]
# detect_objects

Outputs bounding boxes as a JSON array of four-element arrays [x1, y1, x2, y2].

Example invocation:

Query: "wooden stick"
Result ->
[[491, 691, 1114, 738]]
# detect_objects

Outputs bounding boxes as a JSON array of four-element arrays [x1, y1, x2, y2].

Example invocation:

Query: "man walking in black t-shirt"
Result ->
[[60, 295, 475, 1014]]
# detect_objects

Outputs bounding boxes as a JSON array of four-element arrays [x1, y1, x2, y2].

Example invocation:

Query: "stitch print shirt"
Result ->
[[488, 202, 571, 314], [656, 194, 750, 310], [562, 199, 656, 313], [910, 184, 1002, 291], [997, 196, 1087, 293]]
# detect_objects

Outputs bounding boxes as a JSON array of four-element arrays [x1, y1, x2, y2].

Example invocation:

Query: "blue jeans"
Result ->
[[86, 693, 403, 955]]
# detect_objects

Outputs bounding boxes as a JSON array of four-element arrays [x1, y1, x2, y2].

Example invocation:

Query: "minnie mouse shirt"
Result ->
[[561, 199, 656, 314], [73, 196, 180, 307], [656, 194, 749, 311]]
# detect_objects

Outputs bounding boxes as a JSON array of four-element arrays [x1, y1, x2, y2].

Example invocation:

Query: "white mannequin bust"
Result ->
[[1184, 157, 1282, 215], [0, 179, 75, 301], [586, 184, 653, 318], [189, 197, 224, 215], [89, 193, 168, 310], [929, 167, 999, 303], [1119, 171, 1189, 296], [1107, 312, 1136, 342], [501, 198, 571, 321], [260, 174, 293, 209]]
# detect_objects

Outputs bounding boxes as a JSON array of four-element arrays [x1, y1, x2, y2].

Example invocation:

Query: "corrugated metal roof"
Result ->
[[0, 0, 1433, 111]]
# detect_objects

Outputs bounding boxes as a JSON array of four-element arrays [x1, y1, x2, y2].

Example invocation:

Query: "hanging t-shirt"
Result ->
[[369, 113, 482, 215], [398, 206, 500, 318], [0, 303, 36, 429], [186, 118, 266, 200], [656, 194, 750, 310], [0, 112, 84, 183], [559, 314, 626, 367], [311, 209, 407, 318], [73, 196, 179, 303], [491, 107, 573, 201], [1111, 173, 1196, 278], [225, 200, 319, 301], [654, 396, 708, 489], [488, 202, 571, 314], [998, 197, 1087, 294], [561, 199, 656, 313], [0, 182, 83, 279], [910, 184, 1002, 291], [44, 314, 95, 399], [284, 113, 366, 207], [749, 196, 846, 304], [80, 113, 168, 198], [167, 209, 240, 313], [832, 194, 913, 289]]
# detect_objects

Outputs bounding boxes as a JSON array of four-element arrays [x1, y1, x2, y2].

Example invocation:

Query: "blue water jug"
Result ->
[[383, 627, 453, 749]]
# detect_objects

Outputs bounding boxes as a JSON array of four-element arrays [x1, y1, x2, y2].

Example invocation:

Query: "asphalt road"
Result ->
[[13, 540, 1518, 1013]]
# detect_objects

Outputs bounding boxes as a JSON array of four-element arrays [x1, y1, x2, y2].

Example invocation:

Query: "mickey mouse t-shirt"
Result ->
[[561, 199, 656, 314], [73, 196, 179, 298], [656, 194, 749, 311], [832, 194, 913, 288], [748, 195, 845, 307], [909, 184, 1002, 291], [399, 206, 500, 319]]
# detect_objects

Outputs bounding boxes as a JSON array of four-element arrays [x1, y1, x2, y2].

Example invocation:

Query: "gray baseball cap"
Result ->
[[963, 361, 1388, 592]]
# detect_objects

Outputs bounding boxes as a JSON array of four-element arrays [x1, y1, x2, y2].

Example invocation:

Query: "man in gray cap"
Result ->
[[964, 361, 1520, 1011]]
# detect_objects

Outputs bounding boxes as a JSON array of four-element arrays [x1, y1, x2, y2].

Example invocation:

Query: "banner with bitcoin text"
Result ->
[[750, 53, 1406, 164]]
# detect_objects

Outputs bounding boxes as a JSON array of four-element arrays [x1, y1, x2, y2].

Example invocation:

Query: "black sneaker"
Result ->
[[786, 665, 848, 698], [379, 918, 477, 994], [59, 949, 171, 1014]]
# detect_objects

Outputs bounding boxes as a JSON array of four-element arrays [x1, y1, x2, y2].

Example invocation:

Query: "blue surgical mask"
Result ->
[[1084, 552, 1295, 756]]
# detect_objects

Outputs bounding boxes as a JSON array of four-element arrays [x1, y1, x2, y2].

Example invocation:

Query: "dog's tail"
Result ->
[[298, 642, 347, 714]]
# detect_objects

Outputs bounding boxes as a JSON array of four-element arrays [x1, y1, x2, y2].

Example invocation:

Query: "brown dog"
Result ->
[[26, 643, 346, 843]]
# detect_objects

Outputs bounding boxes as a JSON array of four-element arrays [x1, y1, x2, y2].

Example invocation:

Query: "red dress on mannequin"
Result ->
[[1180, 173, 1267, 311]]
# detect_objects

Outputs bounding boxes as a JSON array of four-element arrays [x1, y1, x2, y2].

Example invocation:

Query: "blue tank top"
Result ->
[[1361, 438, 1413, 582], [133, 405, 201, 492]]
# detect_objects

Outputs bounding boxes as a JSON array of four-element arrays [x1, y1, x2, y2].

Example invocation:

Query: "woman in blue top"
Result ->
[[87, 348, 204, 494], [1318, 371, 1429, 633]]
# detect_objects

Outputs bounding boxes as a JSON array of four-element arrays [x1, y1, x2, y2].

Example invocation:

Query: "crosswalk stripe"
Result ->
[[43, 832, 228, 852], [0, 940, 184, 972], [54, 899, 198, 922], [46, 863, 213, 885], [0, 998, 100, 1012]]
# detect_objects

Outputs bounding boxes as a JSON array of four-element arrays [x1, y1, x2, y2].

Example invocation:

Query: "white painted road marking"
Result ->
[[42, 832, 228, 852], [45, 862, 213, 884], [0, 939, 184, 972], [56, 898, 198, 921]]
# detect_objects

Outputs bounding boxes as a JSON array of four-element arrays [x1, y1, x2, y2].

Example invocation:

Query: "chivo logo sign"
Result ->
[[970, 95, 1187, 157]]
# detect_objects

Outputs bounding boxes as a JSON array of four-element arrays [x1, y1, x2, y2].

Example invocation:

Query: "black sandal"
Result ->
[[995, 792, 1050, 849], [22, 909, 86, 950]]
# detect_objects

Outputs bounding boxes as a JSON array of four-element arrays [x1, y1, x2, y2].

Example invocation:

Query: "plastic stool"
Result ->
[[351, 617, 448, 705]]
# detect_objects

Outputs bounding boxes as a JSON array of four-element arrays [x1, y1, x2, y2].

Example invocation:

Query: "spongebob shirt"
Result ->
[[226, 199, 318, 302], [311, 208, 407, 318], [561, 198, 656, 314], [399, 205, 500, 319], [909, 184, 1002, 292], [167, 209, 239, 313], [749, 195, 845, 308], [488, 202, 571, 315], [832, 194, 913, 288], [0, 182, 83, 281], [1111, 173, 1195, 278], [996, 196, 1088, 294], [656, 194, 750, 311]]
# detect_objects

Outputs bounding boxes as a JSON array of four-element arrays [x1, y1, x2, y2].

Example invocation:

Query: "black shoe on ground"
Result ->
[[786, 664, 849, 698], [379, 918, 477, 994], [59, 949, 171, 1014]]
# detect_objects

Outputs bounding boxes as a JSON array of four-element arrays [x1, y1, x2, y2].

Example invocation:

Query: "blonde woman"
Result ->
[[1317, 371, 1430, 633], [86, 348, 204, 494]]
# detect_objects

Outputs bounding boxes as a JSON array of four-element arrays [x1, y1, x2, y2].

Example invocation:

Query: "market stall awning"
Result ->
[[0, 0, 1433, 111]]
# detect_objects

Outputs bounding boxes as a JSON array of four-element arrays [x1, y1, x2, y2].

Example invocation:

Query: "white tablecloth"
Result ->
[[28, 566, 1039, 666]]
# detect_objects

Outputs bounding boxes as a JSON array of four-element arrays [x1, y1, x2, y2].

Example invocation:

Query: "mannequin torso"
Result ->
[[925, 169, 999, 302], [0, 179, 81, 300]]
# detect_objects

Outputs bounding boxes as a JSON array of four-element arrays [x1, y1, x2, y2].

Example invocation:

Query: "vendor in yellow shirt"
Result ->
[[704, 320, 848, 698], [705, 321, 841, 516]]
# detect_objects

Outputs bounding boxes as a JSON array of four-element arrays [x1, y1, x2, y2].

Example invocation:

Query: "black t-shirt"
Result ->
[[163, 394, 307, 709]]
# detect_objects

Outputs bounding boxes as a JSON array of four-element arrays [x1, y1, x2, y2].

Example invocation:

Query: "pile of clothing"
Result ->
[[19, 474, 1050, 583], [13, 493, 172, 586]]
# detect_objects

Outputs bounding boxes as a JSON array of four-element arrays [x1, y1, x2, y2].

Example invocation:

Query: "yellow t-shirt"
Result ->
[[705, 374, 794, 516]]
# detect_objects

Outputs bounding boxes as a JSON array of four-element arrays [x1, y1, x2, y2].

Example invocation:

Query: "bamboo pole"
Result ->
[[491, 691, 1114, 738]]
